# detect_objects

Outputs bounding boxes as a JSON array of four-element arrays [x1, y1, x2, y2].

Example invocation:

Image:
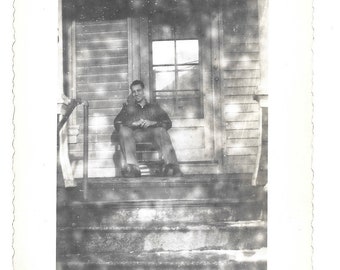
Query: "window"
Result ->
[[151, 19, 203, 119]]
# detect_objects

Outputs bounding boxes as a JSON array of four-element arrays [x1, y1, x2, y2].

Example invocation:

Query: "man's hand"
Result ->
[[131, 119, 144, 127], [140, 119, 157, 128]]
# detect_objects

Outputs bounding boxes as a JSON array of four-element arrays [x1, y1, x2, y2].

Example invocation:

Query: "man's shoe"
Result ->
[[162, 164, 183, 177], [172, 165, 184, 177], [122, 164, 141, 178]]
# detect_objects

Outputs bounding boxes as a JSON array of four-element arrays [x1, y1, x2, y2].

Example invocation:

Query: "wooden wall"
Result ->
[[221, 0, 262, 174], [68, 20, 129, 177]]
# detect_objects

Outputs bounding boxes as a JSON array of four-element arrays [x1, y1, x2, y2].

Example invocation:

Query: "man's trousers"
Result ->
[[118, 126, 179, 166]]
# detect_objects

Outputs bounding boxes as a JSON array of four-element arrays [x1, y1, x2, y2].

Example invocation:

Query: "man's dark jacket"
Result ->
[[114, 100, 172, 131]]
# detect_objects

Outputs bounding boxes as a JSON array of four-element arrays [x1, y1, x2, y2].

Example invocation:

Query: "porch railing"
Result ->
[[58, 98, 89, 200]]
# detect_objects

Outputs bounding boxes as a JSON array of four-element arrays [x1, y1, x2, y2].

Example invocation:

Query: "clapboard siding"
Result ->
[[70, 19, 129, 178], [76, 56, 128, 67], [77, 65, 128, 75], [76, 91, 127, 101], [222, 0, 261, 174], [225, 42, 260, 53], [77, 82, 129, 92], [70, 150, 116, 160], [75, 21, 127, 33], [77, 108, 123, 117], [223, 95, 258, 104], [224, 112, 259, 122]]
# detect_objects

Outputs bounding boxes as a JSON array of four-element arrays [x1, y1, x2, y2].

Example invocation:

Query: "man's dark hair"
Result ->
[[130, 80, 144, 90]]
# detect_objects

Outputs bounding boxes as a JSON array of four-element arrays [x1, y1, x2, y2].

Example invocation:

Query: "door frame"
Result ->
[[127, 12, 225, 173]]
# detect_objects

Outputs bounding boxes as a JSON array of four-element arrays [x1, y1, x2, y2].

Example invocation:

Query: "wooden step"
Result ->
[[57, 175, 265, 204], [57, 221, 267, 255], [57, 249, 267, 270], [58, 199, 266, 227]]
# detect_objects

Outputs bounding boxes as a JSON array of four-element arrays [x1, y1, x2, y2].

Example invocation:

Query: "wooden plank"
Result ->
[[223, 1, 258, 22], [227, 155, 257, 165], [226, 164, 255, 174], [74, 158, 118, 169], [70, 150, 117, 160], [77, 65, 128, 75], [224, 112, 259, 121], [225, 147, 258, 156], [77, 125, 115, 134], [225, 121, 259, 130], [222, 86, 258, 95], [83, 100, 128, 110], [223, 12, 259, 26], [222, 60, 260, 70], [76, 38, 128, 46], [223, 69, 260, 79], [224, 104, 259, 113], [224, 95, 258, 104], [76, 82, 129, 92], [226, 37, 259, 45], [69, 142, 114, 152], [76, 91, 127, 101], [226, 138, 259, 147], [76, 21, 127, 33], [76, 115, 116, 127], [77, 107, 123, 118], [70, 158, 116, 169], [76, 39, 128, 50], [76, 31, 127, 42], [224, 53, 260, 62], [175, 148, 213, 162], [76, 73, 128, 84], [223, 30, 259, 42], [72, 167, 119, 178], [226, 129, 259, 139], [76, 56, 128, 67], [223, 24, 259, 36], [76, 49, 128, 59], [262, 129, 268, 141], [75, 133, 113, 143], [224, 43, 260, 53], [223, 78, 260, 88]]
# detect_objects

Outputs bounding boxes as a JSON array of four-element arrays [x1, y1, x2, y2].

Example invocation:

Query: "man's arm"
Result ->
[[114, 104, 131, 131], [114, 104, 144, 130], [154, 104, 172, 130]]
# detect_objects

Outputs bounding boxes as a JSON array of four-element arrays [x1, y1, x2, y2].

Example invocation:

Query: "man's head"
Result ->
[[130, 80, 146, 103]]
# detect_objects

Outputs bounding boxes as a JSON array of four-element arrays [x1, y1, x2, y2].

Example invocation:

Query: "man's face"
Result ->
[[131, 84, 145, 103]]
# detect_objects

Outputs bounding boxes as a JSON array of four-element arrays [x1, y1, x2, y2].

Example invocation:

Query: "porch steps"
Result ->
[[57, 249, 267, 270], [57, 175, 267, 269]]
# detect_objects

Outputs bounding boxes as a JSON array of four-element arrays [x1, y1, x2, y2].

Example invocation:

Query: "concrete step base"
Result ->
[[57, 221, 267, 255], [58, 200, 265, 227], [57, 249, 267, 270]]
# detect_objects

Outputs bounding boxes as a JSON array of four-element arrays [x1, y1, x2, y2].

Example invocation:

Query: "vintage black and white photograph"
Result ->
[[57, 0, 268, 269]]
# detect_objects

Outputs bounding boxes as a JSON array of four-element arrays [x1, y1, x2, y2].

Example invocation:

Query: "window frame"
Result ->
[[149, 23, 204, 119]]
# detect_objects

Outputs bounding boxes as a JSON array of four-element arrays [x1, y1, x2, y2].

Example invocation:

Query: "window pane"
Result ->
[[177, 65, 199, 90], [176, 40, 199, 64], [154, 66, 175, 90], [175, 97, 202, 118], [155, 96, 176, 117], [152, 41, 175, 65]]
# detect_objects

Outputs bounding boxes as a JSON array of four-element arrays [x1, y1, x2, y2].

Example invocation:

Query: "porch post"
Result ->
[[57, 0, 76, 187], [257, 0, 268, 95], [252, 0, 268, 185]]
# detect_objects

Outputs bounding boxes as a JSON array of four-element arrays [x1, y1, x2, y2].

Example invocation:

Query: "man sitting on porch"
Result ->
[[114, 80, 183, 178]]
